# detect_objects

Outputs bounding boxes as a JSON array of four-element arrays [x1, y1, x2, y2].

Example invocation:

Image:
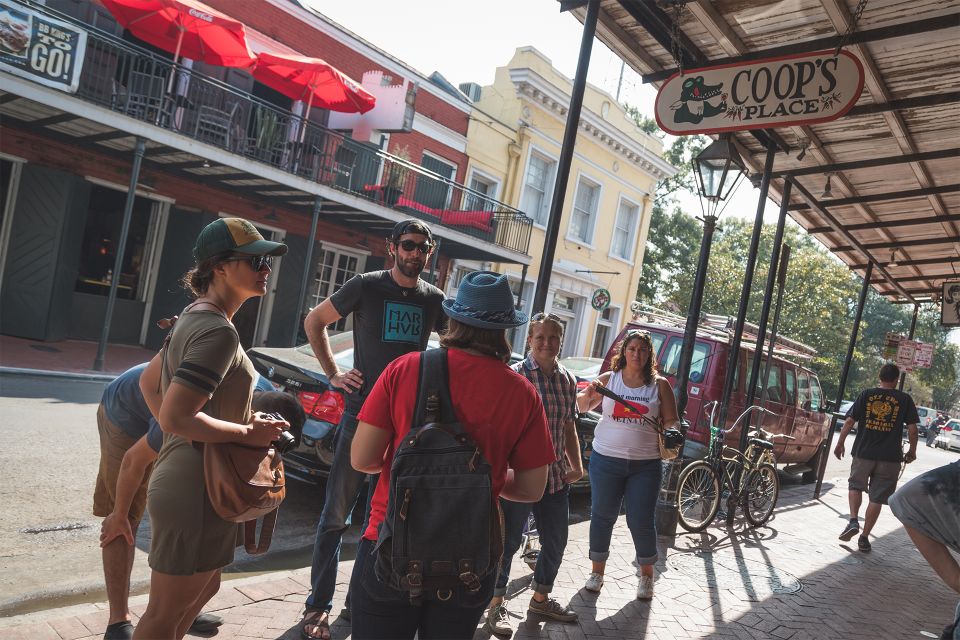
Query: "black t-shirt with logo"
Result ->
[[330, 270, 444, 413], [847, 387, 919, 462]]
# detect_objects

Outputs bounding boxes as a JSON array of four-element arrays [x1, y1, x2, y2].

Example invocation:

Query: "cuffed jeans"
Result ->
[[350, 538, 493, 639], [588, 451, 661, 566], [305, 411, 377, 612], [495, 486, 569, 597]]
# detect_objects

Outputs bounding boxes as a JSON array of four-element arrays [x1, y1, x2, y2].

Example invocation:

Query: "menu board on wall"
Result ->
[[0, 0, 87, 93]]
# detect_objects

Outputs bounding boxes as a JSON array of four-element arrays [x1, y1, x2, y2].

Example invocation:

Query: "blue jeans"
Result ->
[[495, 486, 569, 597], [588, 451, 661, 566], [350, 537, 493, 639], [305, 411, 377, 612]]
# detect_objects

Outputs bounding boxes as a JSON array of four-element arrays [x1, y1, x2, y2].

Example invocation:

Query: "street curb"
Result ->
[[0, 366, 117, 382]]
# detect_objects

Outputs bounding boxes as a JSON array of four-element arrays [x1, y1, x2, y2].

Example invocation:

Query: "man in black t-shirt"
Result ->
[[298, 219, 444, 639], [834, 363, 919, 552]]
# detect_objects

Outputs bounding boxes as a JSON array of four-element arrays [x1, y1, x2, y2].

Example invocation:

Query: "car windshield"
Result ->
[[559, 357, 603, 374]]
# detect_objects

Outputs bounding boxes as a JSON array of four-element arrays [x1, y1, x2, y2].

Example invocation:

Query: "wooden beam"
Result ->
[[79, 130, 133, 144], [849, 256, 956, 270], [642, 14, 960, 82], [871, 274, 960, 284], [833, 236, 960, 252], [808, 213, 960, 235], [32, 113, 78, 127], [847, 91, 960, 118], [774, 148, 960, 178], [790, 183, 960, 210]]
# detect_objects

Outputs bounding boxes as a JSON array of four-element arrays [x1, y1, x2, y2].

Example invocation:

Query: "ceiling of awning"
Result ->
[[568, 0, 960, 304]]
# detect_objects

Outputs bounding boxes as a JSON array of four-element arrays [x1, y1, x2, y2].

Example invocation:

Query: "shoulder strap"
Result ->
[[413, 348, 458, 427]]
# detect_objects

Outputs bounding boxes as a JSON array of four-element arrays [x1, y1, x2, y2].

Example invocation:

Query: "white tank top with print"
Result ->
[[592, 371, 661, 461]]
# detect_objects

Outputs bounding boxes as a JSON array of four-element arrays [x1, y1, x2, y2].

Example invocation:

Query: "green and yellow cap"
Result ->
[[194, 218, 287, 262]]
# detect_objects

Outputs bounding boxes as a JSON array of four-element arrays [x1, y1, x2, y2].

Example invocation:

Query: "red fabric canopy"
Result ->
[[100, 0, 255, 68], [253, 52, 376, 115]]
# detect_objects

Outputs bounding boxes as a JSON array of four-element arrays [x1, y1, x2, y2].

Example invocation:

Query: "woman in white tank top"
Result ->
[[576, 329, 680, 600]]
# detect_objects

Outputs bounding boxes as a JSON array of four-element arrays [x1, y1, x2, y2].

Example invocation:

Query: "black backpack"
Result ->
[[373, 348, 503, 604]]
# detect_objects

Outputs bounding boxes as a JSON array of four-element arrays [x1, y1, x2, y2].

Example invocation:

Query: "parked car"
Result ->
[[597, 314, 832, 482], [559, 356, 604, 391], [248, 332, 527, 484], [832, 400, 855, 433], [935, 418, 960, 452]]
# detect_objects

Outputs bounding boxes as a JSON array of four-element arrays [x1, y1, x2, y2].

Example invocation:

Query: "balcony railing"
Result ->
[[17, 2, 533, 255]]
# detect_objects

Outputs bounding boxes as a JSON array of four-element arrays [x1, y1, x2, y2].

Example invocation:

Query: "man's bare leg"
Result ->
[[102, 523, 138, 624], [861, 501, 883, 538]]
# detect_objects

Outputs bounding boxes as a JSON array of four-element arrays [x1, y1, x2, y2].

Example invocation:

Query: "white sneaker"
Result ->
[[636, 575, 654, 600], [584, 572, 604, 593], [485, 603, 512, 637]]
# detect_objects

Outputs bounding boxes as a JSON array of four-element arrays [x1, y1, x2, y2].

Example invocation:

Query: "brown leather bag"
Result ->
[[203, 441, 286, 555]]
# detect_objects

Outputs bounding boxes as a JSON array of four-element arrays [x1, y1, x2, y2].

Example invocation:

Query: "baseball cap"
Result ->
[[389, 219, 433, 243], [194, 218, 288, 262]]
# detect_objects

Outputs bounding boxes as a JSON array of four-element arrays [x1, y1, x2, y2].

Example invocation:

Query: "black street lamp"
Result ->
[[655, 135, 745, 537]]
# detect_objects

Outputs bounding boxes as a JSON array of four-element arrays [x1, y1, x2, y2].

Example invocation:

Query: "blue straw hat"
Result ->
[[442, 271, 528, 329]]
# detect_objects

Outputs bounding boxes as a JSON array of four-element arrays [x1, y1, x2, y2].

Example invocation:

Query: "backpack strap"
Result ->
[[413, 348, 458, 428]]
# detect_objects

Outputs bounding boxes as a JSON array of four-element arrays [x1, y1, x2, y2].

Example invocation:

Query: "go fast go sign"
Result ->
[[654, 50, 864, 136]]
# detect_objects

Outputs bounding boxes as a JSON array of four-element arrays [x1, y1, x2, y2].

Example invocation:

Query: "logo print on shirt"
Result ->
[[612, 398, 650, 420], [383, 302, 423, 343]]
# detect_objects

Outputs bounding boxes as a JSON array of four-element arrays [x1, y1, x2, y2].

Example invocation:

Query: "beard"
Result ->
[[396, 258, 425, 278]]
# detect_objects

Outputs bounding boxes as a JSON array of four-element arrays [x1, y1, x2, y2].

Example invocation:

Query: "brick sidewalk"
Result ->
[[0, 335, 155, 378], [2, 452, 957, 640]]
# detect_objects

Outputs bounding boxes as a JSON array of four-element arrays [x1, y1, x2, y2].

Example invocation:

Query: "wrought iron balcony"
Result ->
[[15, 3, 533, 256]]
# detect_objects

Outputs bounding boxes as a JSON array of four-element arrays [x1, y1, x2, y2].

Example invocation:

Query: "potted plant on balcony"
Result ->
[[383, 145, 411, 207]]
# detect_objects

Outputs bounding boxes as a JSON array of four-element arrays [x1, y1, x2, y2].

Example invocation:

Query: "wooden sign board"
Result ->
[[655, 50, 864, 136]]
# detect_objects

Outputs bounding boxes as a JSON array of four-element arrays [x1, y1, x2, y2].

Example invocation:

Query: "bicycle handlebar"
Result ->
[[748, 428, 796, 441]]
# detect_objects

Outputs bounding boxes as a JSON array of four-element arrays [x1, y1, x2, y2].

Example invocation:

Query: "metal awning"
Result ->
[[568, 0, 960, 304]]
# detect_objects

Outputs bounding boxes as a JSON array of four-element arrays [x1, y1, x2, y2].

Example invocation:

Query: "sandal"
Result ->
[[300, 610, 331, 640]]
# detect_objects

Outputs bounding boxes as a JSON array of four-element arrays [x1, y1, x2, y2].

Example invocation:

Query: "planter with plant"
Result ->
[[384, 145, 412, 207]]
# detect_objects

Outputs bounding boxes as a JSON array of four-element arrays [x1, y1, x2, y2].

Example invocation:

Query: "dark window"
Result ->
[[0, 159, 12, 237], [75, 185, 152, 300], [660, 337, 709, 383], [797, 371, 811, 411], [413, 153, 456, 210], [784, 367, 797, 406]]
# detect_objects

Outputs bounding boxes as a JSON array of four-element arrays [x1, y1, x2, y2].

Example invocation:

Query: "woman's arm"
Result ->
[[159, 382, 283, 447], [139, 352, 164, 421], [576, 371, 612, 413], [657, 377, 681, 428]]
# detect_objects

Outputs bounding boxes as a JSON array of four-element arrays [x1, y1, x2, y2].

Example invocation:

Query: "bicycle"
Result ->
[[676, 401, 794, 532], [520, 511, 540, 571]]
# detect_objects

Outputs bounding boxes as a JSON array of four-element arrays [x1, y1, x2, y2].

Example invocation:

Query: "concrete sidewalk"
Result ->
[[0, 335, 155, 380], [2, 447, 957, 640]]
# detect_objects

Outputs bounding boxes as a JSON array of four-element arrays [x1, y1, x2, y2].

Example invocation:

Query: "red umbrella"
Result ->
[[100, 0, 256, 73], [253, 52, 377, 122]]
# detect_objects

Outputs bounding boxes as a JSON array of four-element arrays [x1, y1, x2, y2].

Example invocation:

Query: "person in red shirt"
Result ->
[[349, 271, 555, 640]]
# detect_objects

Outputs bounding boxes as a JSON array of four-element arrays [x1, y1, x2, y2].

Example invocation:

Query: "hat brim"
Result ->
[[233, 239, 288, 256], [442, 299, 528, 329]]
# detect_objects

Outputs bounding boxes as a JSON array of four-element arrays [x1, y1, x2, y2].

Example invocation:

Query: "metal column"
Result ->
[[899, 304, 919, 391], [293, 197, 322, 346], [814, 261, 873, 499], [716, 142, 777, 446], [655, 211, 718, 536], [93, 137, 146, 371], [531, 0, 599, 314], [744, 179, 793, 413], [516, 263, 529, 310]]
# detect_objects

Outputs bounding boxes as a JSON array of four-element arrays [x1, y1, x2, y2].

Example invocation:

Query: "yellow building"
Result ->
[[452, 47, 677, 358]]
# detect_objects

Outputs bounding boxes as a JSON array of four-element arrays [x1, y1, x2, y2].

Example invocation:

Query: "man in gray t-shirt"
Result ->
[[299, 219, 444, 638]]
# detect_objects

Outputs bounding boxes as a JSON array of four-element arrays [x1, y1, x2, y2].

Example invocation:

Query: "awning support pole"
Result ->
[[716, 142, 776, 445], [93, 137, 146, 371], [294, 197, 322, 346], [814, 261, 873, 498], [899, 304, 919, 391], [531, 0, 599, 314], [744, 179, 793, 420], [517, 263, 529, 310]]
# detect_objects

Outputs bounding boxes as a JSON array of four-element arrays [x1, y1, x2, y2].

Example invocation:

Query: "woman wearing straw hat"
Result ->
[[348, 271, 557, 639]]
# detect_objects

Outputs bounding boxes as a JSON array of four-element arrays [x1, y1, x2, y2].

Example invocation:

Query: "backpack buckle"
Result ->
[[459, 571, 481, 593]]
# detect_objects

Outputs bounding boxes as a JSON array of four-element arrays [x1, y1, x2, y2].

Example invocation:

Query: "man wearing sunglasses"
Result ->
[[299, 219, 445, 640]]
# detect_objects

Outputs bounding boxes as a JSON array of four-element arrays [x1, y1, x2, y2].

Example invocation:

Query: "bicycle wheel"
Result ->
[[677, 461, 721, 532], [743, 463, 780, 527]]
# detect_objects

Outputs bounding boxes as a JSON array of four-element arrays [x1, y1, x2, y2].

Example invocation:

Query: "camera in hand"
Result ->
[[265, 412, 296, 453]]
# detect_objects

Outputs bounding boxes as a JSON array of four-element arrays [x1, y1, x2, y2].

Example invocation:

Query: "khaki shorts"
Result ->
[[93, 404, 153, 523], [848, 456, 901, 505]]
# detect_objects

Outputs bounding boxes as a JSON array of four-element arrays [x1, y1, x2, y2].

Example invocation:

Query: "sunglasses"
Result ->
[[531, 312, 563, 322], [397, 239, 434, 254], [627, 329, 651, 338], [223, 254, 273, 271]]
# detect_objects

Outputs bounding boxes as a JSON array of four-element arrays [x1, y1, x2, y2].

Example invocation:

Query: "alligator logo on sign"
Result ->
[[655, 50, 864, 135]]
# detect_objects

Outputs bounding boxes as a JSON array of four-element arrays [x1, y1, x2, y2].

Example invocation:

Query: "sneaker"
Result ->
[[858, 535, 872, 552], [636, 575, 654, 600], [485, 604, 512, 637], [189, 613, 223, 633], [528, 597, 578, 622], [584, 572, 604, 593], [839, 520, 860, 541], [103, 621, 134, 640]]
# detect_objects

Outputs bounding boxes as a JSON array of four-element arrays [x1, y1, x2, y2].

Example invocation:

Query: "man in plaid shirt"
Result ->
[[485, 313, 585, 636]]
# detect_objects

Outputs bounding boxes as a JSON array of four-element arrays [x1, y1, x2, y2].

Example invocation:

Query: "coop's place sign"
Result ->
[[655, 50, 864, 135]]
